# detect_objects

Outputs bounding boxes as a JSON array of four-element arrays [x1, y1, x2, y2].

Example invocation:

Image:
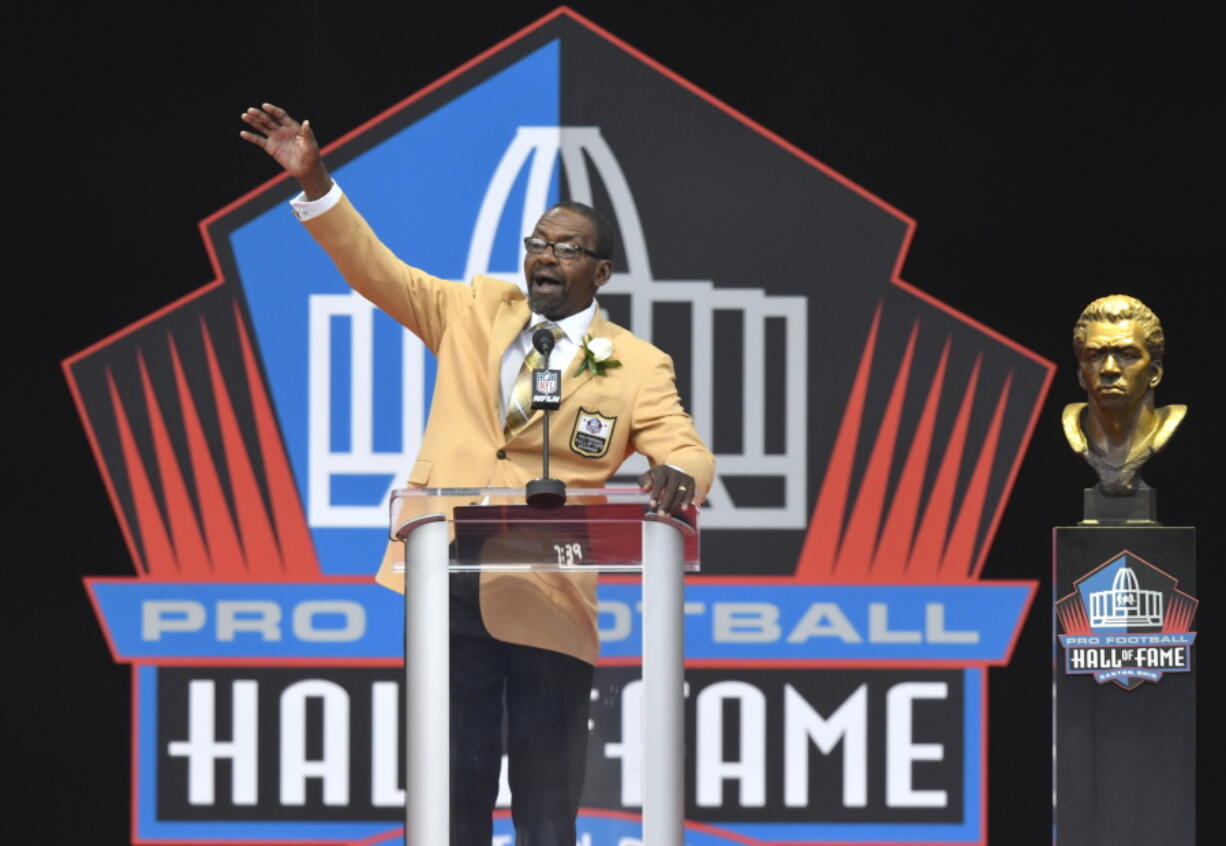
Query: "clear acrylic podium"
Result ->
[[388, 487, 700, 846]]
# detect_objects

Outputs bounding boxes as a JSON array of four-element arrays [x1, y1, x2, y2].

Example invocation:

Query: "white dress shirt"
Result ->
[[497, 305, 595, 412], [290, 181, 344, 221]]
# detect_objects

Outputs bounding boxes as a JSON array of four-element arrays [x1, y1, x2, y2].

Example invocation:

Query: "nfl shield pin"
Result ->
[[570, 408, 616, 458]]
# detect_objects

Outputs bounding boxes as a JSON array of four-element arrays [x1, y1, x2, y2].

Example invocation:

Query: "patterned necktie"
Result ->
[[504, 322, 565, 439]]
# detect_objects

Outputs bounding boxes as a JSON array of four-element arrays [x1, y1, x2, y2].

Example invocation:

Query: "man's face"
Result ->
[[523, 207, 612, 320], [1077, 320, 1160, 412]]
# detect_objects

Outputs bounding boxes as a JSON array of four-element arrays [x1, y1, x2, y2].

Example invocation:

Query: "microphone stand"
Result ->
[[525, 329, 566, 508]]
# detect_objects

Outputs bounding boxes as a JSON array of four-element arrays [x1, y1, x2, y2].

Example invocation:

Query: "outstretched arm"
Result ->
[[237, 102, 471, 351], [240, 103, 333, 200]]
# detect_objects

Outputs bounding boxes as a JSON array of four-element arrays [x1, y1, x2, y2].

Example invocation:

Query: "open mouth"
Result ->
[[531, 272, 564, 292]]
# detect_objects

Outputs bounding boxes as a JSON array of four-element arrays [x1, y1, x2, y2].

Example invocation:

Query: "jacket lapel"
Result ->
[[489, 295, 530, 439], [561, 310, 616, 404]]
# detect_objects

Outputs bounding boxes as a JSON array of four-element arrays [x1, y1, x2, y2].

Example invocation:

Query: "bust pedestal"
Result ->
[[1052, 492, 1196, 846]]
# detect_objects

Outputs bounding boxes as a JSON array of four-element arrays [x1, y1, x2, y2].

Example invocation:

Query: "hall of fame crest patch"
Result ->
[[571, 408, 616, 458]]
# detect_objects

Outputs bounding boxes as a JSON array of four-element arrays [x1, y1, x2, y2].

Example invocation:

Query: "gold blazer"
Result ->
[[303, 197, 714, 663]]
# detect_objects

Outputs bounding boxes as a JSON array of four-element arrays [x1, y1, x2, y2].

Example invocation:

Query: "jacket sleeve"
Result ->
[[301, 195, 473, 353], [628, 353, 716, 502]]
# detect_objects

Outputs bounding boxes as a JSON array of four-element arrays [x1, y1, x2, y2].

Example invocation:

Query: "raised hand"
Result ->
[[239, 103, 332, 199]]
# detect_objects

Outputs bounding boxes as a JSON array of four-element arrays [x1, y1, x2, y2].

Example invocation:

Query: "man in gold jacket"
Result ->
[[242, 103, 714, 845]]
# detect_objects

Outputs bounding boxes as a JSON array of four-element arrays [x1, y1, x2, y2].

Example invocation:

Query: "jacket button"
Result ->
[[496, 449, 507, 460]]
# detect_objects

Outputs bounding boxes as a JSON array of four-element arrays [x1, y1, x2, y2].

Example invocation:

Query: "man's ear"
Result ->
[[1076, 367, 1087, 391], [1149, 359, 1163, 388], [594, 259, 613, 287]]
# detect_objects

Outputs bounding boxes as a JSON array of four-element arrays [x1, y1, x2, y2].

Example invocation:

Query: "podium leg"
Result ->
[[405, 519, 450, 846], [642, 520, 685, 846]]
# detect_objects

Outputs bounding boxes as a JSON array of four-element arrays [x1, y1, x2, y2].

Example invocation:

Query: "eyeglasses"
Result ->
[[523, 237, 606, 261]]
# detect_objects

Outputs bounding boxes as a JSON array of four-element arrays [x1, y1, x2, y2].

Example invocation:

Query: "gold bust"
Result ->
[[1063, 294, 1185, 495]]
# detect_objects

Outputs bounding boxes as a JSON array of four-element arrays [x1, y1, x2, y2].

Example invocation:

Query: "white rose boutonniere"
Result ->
[[575, 335, 622, 377], [587, 337, 614, 361]]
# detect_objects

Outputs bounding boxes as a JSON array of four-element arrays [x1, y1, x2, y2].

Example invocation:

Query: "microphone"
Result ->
[[532, 327, 556, 357], [526, 327, 565, 508]]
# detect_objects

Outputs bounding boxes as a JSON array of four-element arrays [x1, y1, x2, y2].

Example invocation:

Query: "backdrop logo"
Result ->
[[1057, 551, 1198, 690], [63, 8, 1050, 845]]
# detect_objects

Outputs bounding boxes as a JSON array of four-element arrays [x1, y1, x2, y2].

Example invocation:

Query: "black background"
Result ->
[[8, 3, 1219, 844]]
